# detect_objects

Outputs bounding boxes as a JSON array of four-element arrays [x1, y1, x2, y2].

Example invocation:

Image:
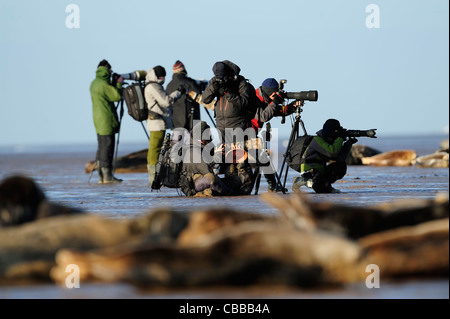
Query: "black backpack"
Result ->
[[151, 134, 184, 190], [123, 82, 149, 122], [285, 135, 314, 172]]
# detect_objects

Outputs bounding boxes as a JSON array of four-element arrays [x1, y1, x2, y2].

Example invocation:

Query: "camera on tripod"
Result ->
[[112, 70, 147, 86], [276, 79, 318, 124], [278, 79, 319, 102]]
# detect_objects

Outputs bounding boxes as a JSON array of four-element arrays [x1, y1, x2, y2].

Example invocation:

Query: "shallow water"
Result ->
[[0, 135, 448, 299]]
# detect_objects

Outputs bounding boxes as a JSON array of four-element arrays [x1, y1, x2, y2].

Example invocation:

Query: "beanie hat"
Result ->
[[261, 78, 279, 96], [153, 65, 166, 78], [322, 119, 342, 138], [98, 59, 111, 70], [212, 62, 232, 79], [173, 60, 186, 74]]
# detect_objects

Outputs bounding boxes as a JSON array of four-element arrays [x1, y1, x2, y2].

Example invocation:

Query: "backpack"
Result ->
[[285, 135, 314, 172], [151, 134, 184, 190], [123, 82, 148, 122]]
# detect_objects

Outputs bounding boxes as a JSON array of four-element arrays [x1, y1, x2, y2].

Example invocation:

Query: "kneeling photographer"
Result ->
[[179, 121, 234, 197], [292, 119, 358, 194]]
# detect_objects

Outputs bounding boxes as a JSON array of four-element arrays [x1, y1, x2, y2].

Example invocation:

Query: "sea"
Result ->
[[0, 134, 448, 299]]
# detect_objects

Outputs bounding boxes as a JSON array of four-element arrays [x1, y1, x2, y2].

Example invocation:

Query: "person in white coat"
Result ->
[[144, 65, 183, 185]]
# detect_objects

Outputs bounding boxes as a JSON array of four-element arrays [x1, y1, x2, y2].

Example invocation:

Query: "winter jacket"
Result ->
[[90, 66, 122, 135], [202, 61, 253, 134], [250, 87, 279, 130], [181, 139, 215, 177], [301, 129, 350, 174], [166, 73, 202, 131], [144, 68, 181, 132]]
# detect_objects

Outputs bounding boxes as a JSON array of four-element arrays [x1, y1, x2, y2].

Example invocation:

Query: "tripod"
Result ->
[[278, 104, 308, 191], [253, 123, 286, 195]]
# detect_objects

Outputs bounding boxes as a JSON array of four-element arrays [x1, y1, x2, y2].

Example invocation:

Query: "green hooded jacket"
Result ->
[[90, 66, 123, 135], [300, 131, 345, 174]]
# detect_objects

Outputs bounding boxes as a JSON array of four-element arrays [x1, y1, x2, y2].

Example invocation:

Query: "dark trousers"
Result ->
[[310, 161, 347, 193], [96, 134, 115, 168]]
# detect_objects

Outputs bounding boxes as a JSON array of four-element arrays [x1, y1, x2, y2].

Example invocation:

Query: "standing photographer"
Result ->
[[89, 59, 124, 184], [202, 60, 255, 140], [144, 65, 184, 185], [250, 78, 302, 192], [292, 119, 357, 193], [251, 78, 301, 130], [166, 60, 203, 133], [202, 60, 255, 195]]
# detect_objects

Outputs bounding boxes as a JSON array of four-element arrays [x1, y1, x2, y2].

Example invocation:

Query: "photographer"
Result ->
[[250, 78, 302, 131], [201, 60, 255, 196], [179, 121, 234, 197], [166, 60, 203, 133], [292, 119, 357, 194], [144, 65, 184, 185], [250, 78, 302, 192], [89, 59, 124, 184], [202, 60, 254, 140]]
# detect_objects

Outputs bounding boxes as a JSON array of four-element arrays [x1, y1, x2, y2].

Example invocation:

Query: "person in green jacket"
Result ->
[[89, 59, 123, 184], [292, 119, 357, 193]]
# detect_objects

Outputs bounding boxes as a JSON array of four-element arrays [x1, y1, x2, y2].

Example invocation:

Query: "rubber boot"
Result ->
[[265, 174, 285, 193], [101, 167, 123, 184], [147, 164, 156, 186], [97, 161, 104, 184]]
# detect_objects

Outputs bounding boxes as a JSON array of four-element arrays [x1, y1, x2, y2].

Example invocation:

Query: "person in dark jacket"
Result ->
[[89, 59, 123, 184], [250, 78, 302, 192], [292, 119, 357, 193], [202, 60, 255, 141], [201, 60, 256, 195], [179, 121, 233, 197], [250, 78, 301, 131], [166, 60, 203, 133]]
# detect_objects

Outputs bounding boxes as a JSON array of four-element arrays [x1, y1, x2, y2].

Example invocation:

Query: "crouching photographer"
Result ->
[[179, 121, 234, 197], [292, 119, 358, 194]]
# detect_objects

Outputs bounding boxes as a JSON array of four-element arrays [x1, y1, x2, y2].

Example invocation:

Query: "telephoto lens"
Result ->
[[285, 90, 318, 101], [120, 70, 147, 81]]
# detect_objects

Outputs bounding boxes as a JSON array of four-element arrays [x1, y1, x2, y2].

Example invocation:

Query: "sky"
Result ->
[[0, 0, 448, 148]]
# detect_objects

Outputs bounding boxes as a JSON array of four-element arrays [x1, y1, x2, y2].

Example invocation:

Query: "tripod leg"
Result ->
[[87, 159, 98, 184], [279, 118, 300, 191], [253, 166, 261, 195]]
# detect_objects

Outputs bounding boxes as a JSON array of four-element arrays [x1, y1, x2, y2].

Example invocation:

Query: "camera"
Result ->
[[119, 70, 147, 82], [195, 79, 208, 91], [112, 70, 147, 86], [340, 128, 377, 138], [277, 79, 318, 102]]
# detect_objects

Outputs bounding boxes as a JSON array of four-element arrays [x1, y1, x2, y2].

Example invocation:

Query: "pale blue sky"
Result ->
[[0, 0, 448, 147]]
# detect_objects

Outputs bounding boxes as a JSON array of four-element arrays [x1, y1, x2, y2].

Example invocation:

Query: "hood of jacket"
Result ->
[[96, 66, 111, 82], [222, 60, 241, 76], [146, 68, 165, 85]]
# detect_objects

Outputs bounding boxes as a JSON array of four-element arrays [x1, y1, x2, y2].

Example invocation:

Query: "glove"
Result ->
[[271, 93, 284, 106], [346, 137, 358, 145], [170, 90, 182, 100], [177, 85, 186, 95], [218, 87, 227, 96]]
